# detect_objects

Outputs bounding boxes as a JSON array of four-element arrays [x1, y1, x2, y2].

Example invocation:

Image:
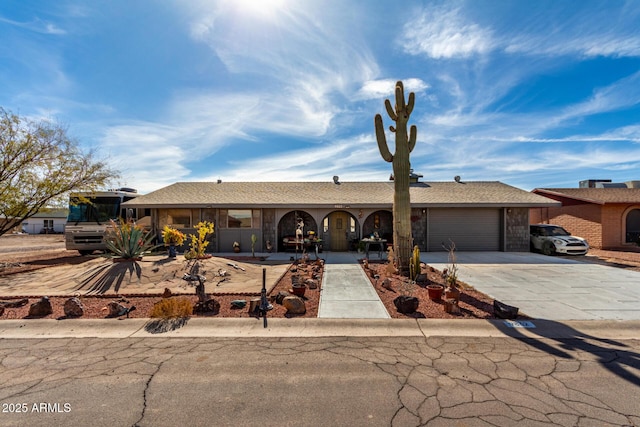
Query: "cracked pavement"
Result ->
[[1, 333, 639, 426]]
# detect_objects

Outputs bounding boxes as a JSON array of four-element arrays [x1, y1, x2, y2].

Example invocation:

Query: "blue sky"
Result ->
[[1, 1, 640, 194]]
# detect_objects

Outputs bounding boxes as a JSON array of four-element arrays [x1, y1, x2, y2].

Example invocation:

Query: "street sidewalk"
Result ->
[[1, 317, 639, 340]]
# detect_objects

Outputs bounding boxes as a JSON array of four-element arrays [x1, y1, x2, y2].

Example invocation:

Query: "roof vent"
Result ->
[[116, 187, 137, 193], [333, 176, 340, 184]]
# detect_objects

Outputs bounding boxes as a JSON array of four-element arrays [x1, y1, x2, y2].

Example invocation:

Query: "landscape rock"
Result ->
[[305, 278, 318, 289], [393, 296, 419, 314], [274, 291, 290, 305], [63, 297, 84, 317], [106, 301, 128, 317], [162, 288, 172, 298], [381, 278, 393, 291], [28, 297, 53, 317], [194, 298, 220, 314], [283, 296, 306, 314]]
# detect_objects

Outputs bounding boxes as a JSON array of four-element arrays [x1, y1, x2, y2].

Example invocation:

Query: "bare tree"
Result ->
[[0, 107, 118, 236]]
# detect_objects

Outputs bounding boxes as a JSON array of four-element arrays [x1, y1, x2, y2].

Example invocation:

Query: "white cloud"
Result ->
[[400, 6, 495, 59], [0, 15, 66, 35], [209, 133, 386, 182], [98, 122, 191, 193], [357, 78, 429, 100], [181, 0, 379, 139]]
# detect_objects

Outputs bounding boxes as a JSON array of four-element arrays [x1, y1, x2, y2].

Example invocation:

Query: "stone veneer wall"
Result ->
[[506, 207, 529, 251], [262, 209, 276, 251], [410, 208, 427, 251]]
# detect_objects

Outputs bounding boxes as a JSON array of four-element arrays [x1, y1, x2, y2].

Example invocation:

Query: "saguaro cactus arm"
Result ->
[[406, 92, 415, 116], [384, 99, 397, 122], [375, 114, 394, 162], [409, 125, 417, 152]]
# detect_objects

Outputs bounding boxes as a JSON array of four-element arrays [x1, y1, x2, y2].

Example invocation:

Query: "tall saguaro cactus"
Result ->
[[375, 81, 417, 276]]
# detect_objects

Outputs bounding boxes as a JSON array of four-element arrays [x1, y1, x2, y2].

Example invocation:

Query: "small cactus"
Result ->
[[410, 245, 421, 280]]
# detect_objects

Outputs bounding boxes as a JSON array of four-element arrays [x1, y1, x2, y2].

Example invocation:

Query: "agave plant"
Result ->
[[105, 219, 158, 259]]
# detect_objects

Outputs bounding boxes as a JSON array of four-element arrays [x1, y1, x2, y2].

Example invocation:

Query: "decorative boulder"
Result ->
[[63, 297, 84, 317], [230, 300, 247, 309], [106, 302, 128, 317], [393, 296, 419, 314], [162, 288, 172, 298], [305, 278, 318, 289], [274, 291, 290, 305], [194, 299, 220, 314], [282, 296, 306, 314], [29, 297, 53, 317], [493, 300, 519, 319]]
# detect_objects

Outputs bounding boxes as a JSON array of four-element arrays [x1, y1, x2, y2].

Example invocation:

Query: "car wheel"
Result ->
[[542, 242, 555, 256], [529, 241, 535, 252]]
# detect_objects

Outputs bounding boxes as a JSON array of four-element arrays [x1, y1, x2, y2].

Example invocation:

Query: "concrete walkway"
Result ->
[[428, 251, 640, 321], [317, 252, 390, 319]]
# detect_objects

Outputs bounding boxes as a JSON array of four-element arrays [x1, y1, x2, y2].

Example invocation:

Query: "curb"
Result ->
[[1, 318, 638, 340]]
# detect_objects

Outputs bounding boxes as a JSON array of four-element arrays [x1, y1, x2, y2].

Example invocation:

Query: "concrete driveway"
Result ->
[[427, 252, 640, 320]]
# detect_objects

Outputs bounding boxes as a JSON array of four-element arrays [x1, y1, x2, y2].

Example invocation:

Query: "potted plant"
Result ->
[[233, 241, 241, 253], [426, 284, 445, 301], [162, 225, 186, 257], [442, 240, 461, 303], [184, 221, 215, 260]]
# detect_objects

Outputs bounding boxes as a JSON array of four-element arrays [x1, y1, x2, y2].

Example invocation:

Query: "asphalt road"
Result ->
[[1, 334, 639, 427]]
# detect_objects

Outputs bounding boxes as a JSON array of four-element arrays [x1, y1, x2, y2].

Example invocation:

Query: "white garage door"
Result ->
[[428, 208, 501, 251]]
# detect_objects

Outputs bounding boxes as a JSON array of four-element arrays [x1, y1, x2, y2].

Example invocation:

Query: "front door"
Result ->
[[328, 211, 349, 251]]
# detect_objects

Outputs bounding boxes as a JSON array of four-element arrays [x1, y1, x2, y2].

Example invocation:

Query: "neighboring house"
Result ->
[[531, 182, 640, 249], [21, 209, 68, 234], [123, 178, 557, 253]]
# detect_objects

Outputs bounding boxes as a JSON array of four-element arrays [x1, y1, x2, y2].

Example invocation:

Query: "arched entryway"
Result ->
[[362, 210, 393, 243], [625, 208, 640, 243], [323, 211, 358, 251], [277, 210, 318, 252]]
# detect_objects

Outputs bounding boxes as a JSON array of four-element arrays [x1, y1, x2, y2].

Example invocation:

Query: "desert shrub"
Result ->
[[184, 221, 215, 259], [150, 297, 193, 319], [105, 219, 158, 259]]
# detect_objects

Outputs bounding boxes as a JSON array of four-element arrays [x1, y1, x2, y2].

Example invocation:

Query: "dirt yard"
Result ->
[[3, 234, 639, 321]]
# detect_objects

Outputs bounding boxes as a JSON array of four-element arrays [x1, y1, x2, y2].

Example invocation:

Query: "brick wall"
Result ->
[[600, 205, 640, 248], [529, 204, 603, 248]]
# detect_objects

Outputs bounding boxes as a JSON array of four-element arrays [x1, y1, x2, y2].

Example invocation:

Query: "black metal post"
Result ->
[[259, 267, 268, 328]]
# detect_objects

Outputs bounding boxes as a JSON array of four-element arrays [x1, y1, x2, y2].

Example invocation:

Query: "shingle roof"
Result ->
[[124, 181, 558, 208], [533, 188, 640, 204]]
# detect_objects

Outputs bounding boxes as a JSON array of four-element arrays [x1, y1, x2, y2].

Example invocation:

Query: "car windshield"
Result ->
[[541, 226, 570, 237]]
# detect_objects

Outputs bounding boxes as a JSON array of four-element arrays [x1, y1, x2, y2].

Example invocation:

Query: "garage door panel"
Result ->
[[428, 209, 500, 251]]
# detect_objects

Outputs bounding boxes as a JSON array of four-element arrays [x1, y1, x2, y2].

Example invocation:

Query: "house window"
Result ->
[[221, 209, 260, 228], [625, 209, 640, 243], [166, 209, 192, 228], [43, 219, 54, 230]]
